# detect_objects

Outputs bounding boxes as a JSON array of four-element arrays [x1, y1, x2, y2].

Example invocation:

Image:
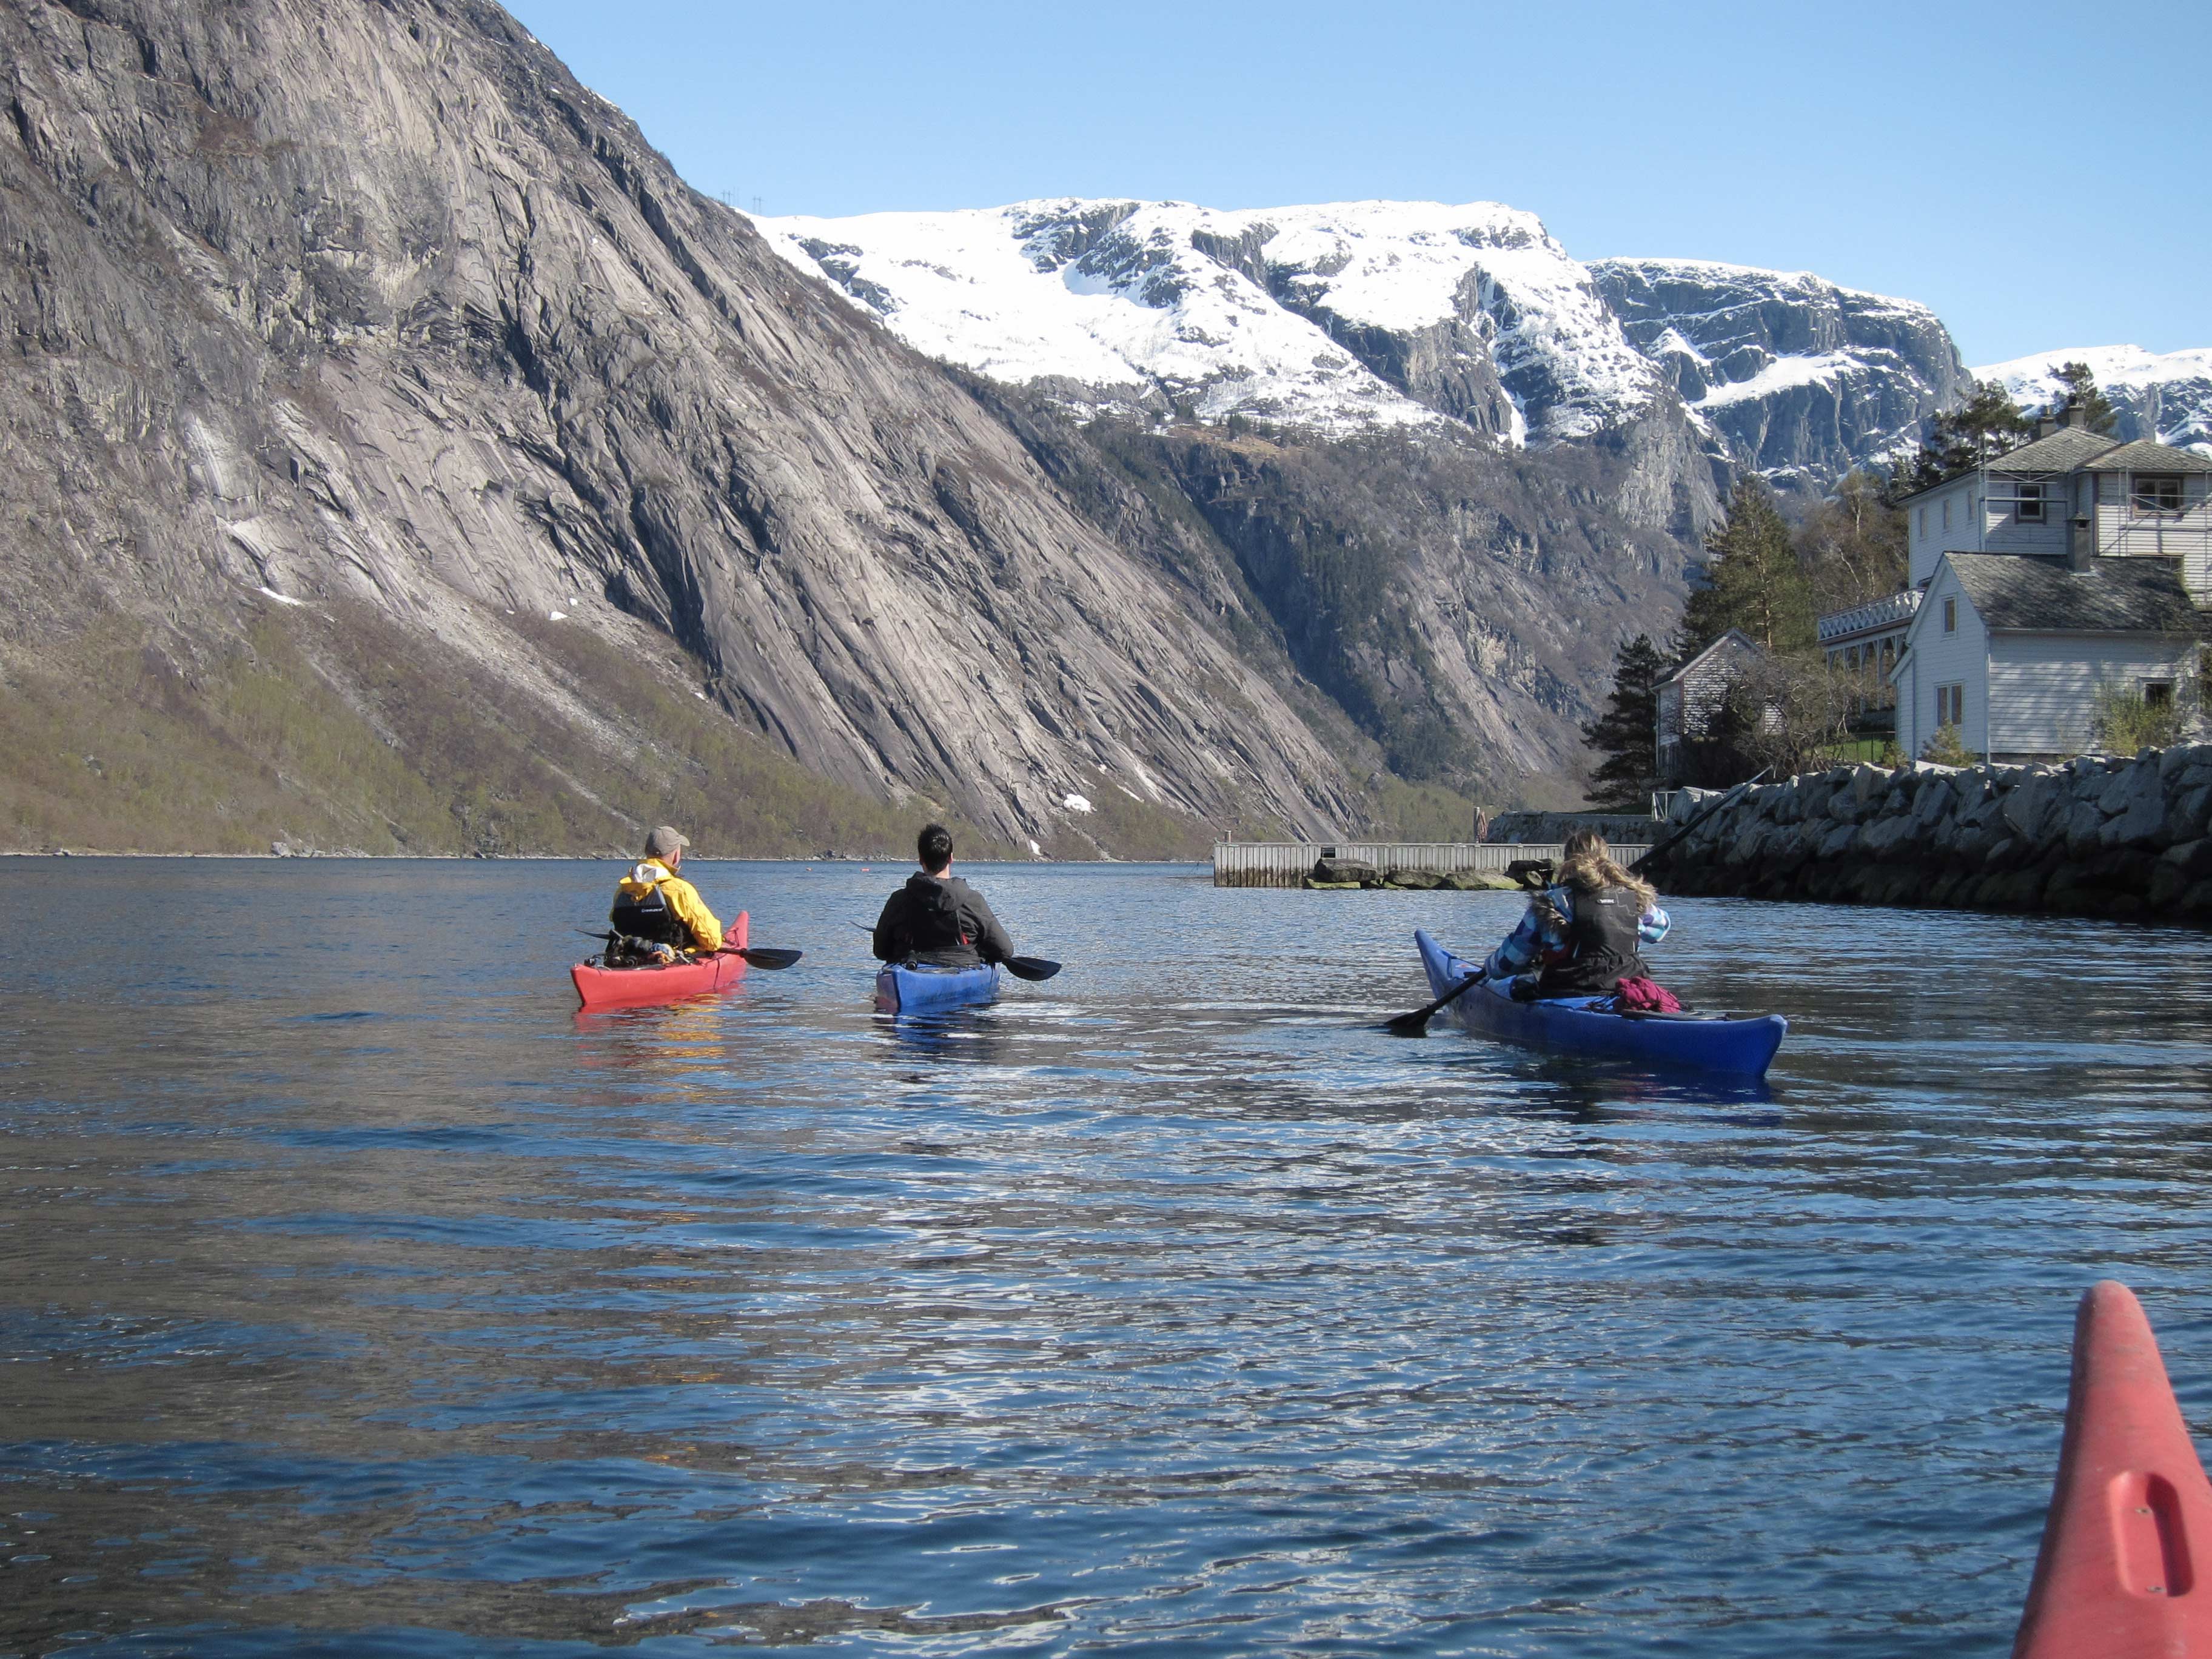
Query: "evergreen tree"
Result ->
[[1902, 378, 2033, 489], [1677, 477, 1815, 656], [2048, 361, 2120, 434], [1581, 634, 1667, 811]]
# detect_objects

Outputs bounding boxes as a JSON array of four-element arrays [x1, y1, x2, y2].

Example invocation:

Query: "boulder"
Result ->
[[2062, 799, 2110, 857], [2163, 783, 2212, 848], [2160, 838, 2212, 881], [1384, 868, 1447, 890], [1310, 856, 1379, 884], [2097, 761, 2170, 850], [1860, 814, 1920, 857]]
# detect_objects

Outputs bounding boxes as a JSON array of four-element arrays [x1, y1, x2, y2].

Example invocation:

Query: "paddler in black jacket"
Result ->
[[872, 823, 1015, 969]]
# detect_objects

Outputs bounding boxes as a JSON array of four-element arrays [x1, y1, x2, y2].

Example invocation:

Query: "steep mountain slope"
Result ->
[[1587, 260, 1966, 489], [0, 0, 1375, 853], [1975, 346, 2212, 455]]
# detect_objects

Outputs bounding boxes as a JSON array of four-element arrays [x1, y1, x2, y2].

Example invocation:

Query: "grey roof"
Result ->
[[1984, 427, 2123, 474], [1948, 553, 2207, 635], [2082, 438, 2212, 474], [1658, 626, 1761, 688]]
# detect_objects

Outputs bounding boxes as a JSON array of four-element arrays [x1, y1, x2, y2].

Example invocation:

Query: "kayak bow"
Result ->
[[874, 959, 1000, 1015], [2013, 1280, 2212, 1659]]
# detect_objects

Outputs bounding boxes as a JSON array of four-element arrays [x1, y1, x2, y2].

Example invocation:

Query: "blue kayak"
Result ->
[[874, 960, 1000, 1014], [1413, 929, 1786, 1078]]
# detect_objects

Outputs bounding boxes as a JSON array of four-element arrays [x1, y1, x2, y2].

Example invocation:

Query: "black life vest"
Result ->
[[1541, 884, 1649, 994], [898, 874, 974, 956], [610, 866, 689, 948]]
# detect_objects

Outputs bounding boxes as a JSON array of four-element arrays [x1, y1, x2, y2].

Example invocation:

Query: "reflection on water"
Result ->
[[5, 859, 2212, 1655]]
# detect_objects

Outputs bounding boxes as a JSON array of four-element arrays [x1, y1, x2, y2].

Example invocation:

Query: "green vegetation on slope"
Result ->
[[0, 603, 1013, 858]]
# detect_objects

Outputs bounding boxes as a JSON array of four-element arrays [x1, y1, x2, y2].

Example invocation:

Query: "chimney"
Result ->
[[2037, 414, 2058, 439], [2061, 401, 2088, 430], [2068, 513, 2094, 571]]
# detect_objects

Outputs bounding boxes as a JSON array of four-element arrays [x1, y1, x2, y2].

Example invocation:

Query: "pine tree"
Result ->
[[1903, 378, 2033, 489], [1581, 634, 1667, 810], [1678, 477, 1815, 656], [2048, 361, 2120, 434]]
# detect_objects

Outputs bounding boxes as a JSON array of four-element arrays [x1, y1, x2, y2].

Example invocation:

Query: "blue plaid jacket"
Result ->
[[1483, 886, 1670, 979]]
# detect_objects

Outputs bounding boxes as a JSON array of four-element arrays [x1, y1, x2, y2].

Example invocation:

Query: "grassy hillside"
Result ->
[[0, 602, 1031, 859]]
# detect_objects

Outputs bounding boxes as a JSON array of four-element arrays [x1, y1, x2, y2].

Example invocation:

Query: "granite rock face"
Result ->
[[1649, 750, 2212, 923], [1589, 260, 1968, 495], [0, 0, 1376, 848]]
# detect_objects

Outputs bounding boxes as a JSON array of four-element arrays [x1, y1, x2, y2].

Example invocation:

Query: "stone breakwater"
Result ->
[[1648, 748, 2212, 923]]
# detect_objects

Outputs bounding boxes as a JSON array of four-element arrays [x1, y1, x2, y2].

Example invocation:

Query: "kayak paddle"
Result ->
[[848, 923, 1057, 982], [1384, 968, 1486, 1037], [724, 945, 803, 970], [578, 929, 802, 969]]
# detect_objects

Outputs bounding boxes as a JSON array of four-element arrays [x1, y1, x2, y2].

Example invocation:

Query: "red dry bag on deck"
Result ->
[[1613, 976, 1681, 1013]]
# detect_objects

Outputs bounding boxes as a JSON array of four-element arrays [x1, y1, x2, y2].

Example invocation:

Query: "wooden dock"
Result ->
[[1212, 840, 1652, 889]]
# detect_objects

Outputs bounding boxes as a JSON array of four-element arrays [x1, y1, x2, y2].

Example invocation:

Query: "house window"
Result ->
[[1942, 597, 1957, 632], [2145, 681, 2174, 710], [1942, 498, 1951, 531], [2016, 483, 2045, 522], [2133, 475, 2185, 514], [1936, 683, 1964, 727], [1917, 506, 1927, 538]]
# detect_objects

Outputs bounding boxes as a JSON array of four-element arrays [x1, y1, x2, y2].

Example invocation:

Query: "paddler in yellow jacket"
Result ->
[[608, 826, 725, 960]]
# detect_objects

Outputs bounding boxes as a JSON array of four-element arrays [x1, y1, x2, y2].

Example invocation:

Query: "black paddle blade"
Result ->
[[1382, 973, 1484, 1039], [737, 947, 803, 970], [1003, 956, 1061, 982]]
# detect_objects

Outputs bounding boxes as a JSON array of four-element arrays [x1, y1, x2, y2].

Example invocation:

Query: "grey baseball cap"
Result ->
[[645, 825, 689, 858]]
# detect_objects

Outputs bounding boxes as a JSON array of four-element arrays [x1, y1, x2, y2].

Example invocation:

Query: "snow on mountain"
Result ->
[[1974, 345, 2212, 455], [752, 198, 1666, 445], [1589, 258, 1965, 488]]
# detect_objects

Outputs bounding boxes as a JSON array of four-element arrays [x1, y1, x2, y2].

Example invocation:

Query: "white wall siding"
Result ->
[[1897, 561, 1990, 757], [1987, 636, 2197, 757], [1909, 478, 1978, 588]]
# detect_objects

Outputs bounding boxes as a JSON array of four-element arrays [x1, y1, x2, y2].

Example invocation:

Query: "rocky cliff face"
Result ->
[[0, 0, 1381, 850], [1589, 259, 1967, 494]]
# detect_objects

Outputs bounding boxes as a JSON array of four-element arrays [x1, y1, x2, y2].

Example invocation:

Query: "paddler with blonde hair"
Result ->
[[1484, 830, 1671, 1000]]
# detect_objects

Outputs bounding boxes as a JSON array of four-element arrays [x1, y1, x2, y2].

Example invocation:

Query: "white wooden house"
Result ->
[[1883, 412, 2212, 760]]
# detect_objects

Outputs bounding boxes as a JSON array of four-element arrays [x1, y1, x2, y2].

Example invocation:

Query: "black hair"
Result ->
[[917, 822, 953, 872]]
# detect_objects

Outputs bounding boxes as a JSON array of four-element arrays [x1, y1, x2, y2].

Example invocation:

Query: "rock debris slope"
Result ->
[[0, 0, 1367, 849]]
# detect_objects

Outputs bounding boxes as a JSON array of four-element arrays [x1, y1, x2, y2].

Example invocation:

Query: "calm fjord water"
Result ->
[[5, 858, 2212, 1657]]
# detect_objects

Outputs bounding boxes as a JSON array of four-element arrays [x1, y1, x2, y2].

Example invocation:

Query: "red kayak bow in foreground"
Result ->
[[2014, 1279, 2212, 1658]]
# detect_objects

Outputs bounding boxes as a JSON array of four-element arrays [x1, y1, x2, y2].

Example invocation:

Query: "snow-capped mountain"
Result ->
[[1974, 346, 2212, 455], [754, 198, 1666, 444], [1590, 259, 1965, 486], [756, 198, 1969, 500]]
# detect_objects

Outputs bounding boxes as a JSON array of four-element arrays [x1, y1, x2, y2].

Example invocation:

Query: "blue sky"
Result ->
[[505, 0, 2206, 367]]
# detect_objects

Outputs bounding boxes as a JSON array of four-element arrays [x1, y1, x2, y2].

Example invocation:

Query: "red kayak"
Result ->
[[571, 911, 749, 1011], [2014, 1279, 2212, 1658]]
